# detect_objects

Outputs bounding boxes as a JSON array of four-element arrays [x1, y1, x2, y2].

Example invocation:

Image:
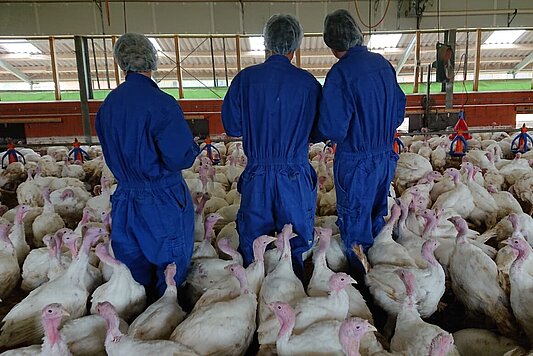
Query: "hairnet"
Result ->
[[113, 33, 158, 72], [323, 9, 364, 51], [263, 14, 303, 55]]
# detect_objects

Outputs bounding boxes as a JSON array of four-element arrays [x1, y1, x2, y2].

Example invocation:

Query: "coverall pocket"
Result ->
[[238, 170, 265, 208], [278, 168, 308, 208]]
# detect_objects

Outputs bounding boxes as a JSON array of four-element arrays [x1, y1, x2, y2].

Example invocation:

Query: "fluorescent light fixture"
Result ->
[[0, 39, 42, 54], [248, 37, 265, 52], [149, 38, 162, 52], [484, 30, 525, 44], [368, 34, 402, 49]]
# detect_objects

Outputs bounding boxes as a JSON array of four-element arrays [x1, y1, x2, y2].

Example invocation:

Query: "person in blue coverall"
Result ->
[[316, 10, 406, 273], [95, 33, 200, 300], [222, 15, 321, 277]]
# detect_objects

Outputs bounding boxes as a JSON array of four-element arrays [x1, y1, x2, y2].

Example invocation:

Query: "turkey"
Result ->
[[486, 185, 523, 220], [96, 302, 198, 356], [258, 272, 356, 345], [307, 227, 373, 322], [62, 157, 85, 180], [60, 314, 128, 356], [389, 269, 459, 356], [394, 153, 433, 194], [338, 317, 379, 356], [171, 263, 257, 356], [128, 263, 186, 340], [15, 172, 43, 207], [0, 227, 107, 347], [512, 171, 533, 215], [453, 328, 527, 356], [432, 168, 475, 218], [9, 204, 31, 264], [258, 224, 306, 323], [461, 162, 498, 229], [192, 213, 222, 259], [366, 239, 445, 319], [85, 176, 112, 213], [505, 236, 533, 342], [90, 242, 146, 323], [0, 222, 19, 300], [49, 187, 91, 228], [2, 303, 72, 356], [368, 203, 417, 268], [32, 188, 65, 247], [448, 216, 517, 336], [268, 301, 383, 356]]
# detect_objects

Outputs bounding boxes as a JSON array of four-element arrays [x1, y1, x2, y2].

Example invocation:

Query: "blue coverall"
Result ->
[[222, 55, 321, 276], [95, 72, 200, 298], [317, 46, 406, 272]]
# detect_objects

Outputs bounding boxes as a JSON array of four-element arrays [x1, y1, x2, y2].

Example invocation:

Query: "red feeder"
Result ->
[[449, 113, 472, 141]]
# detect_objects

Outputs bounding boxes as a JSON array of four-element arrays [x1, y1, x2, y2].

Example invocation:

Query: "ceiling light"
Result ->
[[368, 34, 402, 49], [0, 39, 42, 54], [484, 30, 525, 44], [248, 37, 265, 52], [149, 38, 163, 52]]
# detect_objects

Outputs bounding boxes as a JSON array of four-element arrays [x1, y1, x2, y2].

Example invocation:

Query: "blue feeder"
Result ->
[[511, 124, 533, 154]]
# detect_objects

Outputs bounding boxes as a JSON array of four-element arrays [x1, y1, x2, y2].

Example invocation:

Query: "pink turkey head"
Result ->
[[224, 263, 249, 293], [204, 213, 222, 229], [62, 231, 80, 258], [485, 151, 495, 164], [444, 168, 461, 183], [428, 333, 455, 356], [421, 239, 440, 266], [328, 272, 357, 293], [0, 223, 13, 241], [41, 303, 69, 346], [315, 227, 333, 254], [503, 237, 531, 263], [95, 301, 122, 342], [486, 185, 497, 194], [164, 263, 177, 287], [253, 235, 277, 262], [217, 238, 241, 262], [42, 187, 52, 203], [448, 216, 469, 242], [268, 301, 296, 339], [389, 203, 402, 224], [426, 171, 443, 182], [15, 204, 31, 224], [318, 176, 327, 191], [95, 242, 119, 266], [396, 269, 417, 305], [339, 317, 377, 356], [60, 188, 75, 200]]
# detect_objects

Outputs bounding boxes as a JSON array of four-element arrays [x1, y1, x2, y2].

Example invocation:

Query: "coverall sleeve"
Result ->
[[221, 73, 243, 137], [317, 68, 354, 143], [153, 103, 200, 172]]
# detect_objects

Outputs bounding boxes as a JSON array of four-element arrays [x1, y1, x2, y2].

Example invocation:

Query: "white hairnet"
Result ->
[[263, 14, 303, 55], [113, 33, 158, 72], [323, 9, 364, 51]]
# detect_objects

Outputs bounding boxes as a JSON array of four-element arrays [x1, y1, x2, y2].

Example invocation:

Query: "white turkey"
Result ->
[[0, 222, 19, 300], [394, 153, 433, 194], [8, 204, 31, 264], [448, 216, 517, 336], [171, 263, 257, 355], [32, 188, 65, 247], [0, 227, 107, 347], [96, 302, 198, 356], [128, 263, 186, 340], [90, 242, 146, 323]]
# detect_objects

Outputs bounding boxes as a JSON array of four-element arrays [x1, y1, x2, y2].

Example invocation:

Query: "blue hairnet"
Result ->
[[113, 33, 158, 72], [323, 10, 364, 51], [263, 14, 303, 55]]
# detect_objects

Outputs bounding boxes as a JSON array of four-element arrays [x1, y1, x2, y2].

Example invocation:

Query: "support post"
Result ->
[[174, 35, 184, 99], [236, 35, 242, 72], [473, 29, 482, 92], [413, 31, 421, 94], [443, 29, 456, 109], [296, 48, 302, 68], [49, 37, 61, 100], [111, 35, 121, 86], [74, 36, 93, 145]]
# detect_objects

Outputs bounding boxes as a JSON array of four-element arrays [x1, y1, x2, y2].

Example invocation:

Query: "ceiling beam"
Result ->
[[0, 57, 34, 85], [396, 35, 416, 74], [508, 50, 533, 76]]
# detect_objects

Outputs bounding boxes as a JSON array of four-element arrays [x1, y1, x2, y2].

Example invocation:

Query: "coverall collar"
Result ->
[[126, 72, 158, 88], [265, 54, 292, 64], [342, 45, 368, 60]]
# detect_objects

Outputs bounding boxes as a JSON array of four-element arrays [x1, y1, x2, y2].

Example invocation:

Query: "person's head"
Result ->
[[263, 14, 303, 59], [323, 9, 363, 58], [113, 33, 158, 75]]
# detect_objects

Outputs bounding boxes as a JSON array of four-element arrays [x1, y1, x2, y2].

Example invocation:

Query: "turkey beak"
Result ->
[[502, 239, 511, 246], [348, 276, 358, 285], [62, 310, 71, 317], [368, 324, 378, 332]]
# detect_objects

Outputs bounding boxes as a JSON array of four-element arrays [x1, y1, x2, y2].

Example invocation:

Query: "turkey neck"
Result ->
[[42, 316, 63, 348], [339, 331, 361, 356], [512, 246, 530, 270], [103, 313, 123, 344]]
